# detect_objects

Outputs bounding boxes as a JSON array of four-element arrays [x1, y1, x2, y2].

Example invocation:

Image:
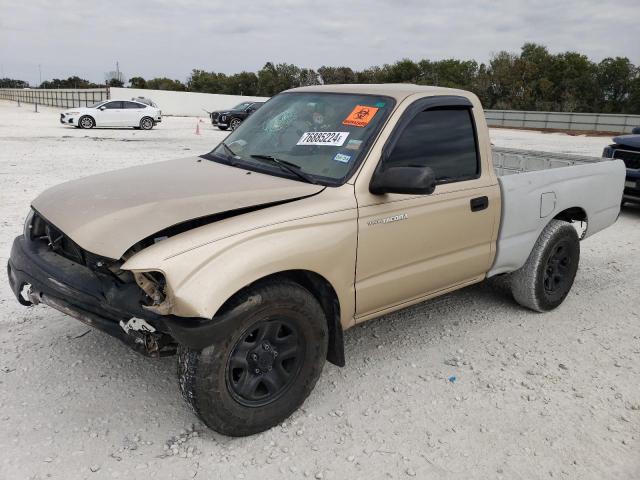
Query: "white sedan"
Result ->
[[60, 100, 162, 130]]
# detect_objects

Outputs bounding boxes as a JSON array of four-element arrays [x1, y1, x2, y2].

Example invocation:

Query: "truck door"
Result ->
[[354, 96, 500, 319]]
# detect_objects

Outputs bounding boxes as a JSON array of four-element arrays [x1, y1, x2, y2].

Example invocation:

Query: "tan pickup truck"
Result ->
[[7, 84, 625, 436]]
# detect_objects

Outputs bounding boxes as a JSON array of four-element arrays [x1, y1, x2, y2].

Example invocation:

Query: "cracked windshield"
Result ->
[[207, 92, 393, 185]]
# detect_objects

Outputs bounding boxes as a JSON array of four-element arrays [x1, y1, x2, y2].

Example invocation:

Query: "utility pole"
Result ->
[[38, 64, 42, 86], [116, 61, 120, 83]]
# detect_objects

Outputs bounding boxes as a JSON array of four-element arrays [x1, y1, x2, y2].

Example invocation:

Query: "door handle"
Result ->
[[470, 196, 489, 212]]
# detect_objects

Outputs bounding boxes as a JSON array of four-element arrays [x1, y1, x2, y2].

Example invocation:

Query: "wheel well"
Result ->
[[553, 207, 587, 223], [553, 207, 588, 238], [219, 270, 345, 367]]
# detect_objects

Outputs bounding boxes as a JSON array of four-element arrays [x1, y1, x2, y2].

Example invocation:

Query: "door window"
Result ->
[[103, 101, 124, 109], [385, 109, 479, 183]]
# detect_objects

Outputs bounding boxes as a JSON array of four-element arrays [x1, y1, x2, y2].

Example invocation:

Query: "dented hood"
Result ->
[[32, 157, 324, 259]]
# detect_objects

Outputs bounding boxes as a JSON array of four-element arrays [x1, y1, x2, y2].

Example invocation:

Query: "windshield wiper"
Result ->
[[250, 154, 317, 184], [220, 142, 239, 164]]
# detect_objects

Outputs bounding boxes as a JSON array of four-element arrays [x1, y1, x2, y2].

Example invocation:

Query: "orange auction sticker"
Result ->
[[342, 105, 379, 127]]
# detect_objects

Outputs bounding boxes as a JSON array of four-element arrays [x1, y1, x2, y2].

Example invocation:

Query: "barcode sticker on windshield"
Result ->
[[297, 131, 349, 146]]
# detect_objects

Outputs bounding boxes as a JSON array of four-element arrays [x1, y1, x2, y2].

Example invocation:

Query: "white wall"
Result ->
[[109, 87, 268, 117]]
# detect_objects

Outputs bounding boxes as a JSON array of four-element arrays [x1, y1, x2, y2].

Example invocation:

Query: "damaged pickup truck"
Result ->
[[8, 84, 625, 436]]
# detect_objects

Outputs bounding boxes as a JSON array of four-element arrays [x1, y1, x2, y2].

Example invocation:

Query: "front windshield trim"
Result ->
[[204, 92, 396, 187]]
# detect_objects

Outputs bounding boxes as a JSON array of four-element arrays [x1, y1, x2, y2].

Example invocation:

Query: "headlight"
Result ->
[[23, 209, 35, 239]]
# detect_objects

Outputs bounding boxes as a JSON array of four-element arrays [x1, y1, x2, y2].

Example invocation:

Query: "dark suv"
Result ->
[[602, 127, 640, 205], [210, 101, 265, 131]]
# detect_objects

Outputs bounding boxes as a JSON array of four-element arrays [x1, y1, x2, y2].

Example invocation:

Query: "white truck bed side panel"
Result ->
[[488, 159, 625, 276]]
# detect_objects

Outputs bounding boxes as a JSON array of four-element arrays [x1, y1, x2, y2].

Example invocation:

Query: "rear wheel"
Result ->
[[79, 115, 94, 129], [140, 117, 154, 130], [510, 220, 580, 312], [177, 281, 328, 436]]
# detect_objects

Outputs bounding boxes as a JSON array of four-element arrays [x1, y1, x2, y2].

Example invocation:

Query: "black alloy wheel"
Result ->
[[176, 280, 328, 436], [510, 219, 580, 312], [543, 241, 572, 294], [226, 319, 303, 407]]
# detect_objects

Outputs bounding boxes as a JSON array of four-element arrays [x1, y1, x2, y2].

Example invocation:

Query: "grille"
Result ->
[[27, 212, 115, 268], [613, 148, 640, 170], [30, 213, 84, 263]]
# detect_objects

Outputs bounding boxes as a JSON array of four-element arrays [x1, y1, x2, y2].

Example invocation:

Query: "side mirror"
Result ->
[[370, 166, 436, 195], [99, 106, 106, 111]]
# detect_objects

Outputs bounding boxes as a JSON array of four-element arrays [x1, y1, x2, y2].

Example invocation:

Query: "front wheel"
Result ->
[[139, 117, 154, 130], [177, 280, 328, 436], [510, 219, 580, 312], [79, 115, 94, 129], [229, 118, 242, 130]]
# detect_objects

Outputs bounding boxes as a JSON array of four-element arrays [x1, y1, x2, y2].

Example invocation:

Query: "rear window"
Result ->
[[124, 101, 145, 109]]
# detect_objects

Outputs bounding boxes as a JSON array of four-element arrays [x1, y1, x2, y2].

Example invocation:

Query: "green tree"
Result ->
[[597, 57, 635, 113], [318, 66, 356, 84], [257, 62, 302, 96], [188, 69, 228, 93], [40, 76, 99, 89], [107, 78, 124, 87], [145, 77, 187, 91], [0, 78, 29, 88], [224, 71, 259, 95], [129, 77, 147, 89]]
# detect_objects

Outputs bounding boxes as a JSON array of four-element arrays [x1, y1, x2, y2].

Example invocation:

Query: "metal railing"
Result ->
[[0, 88, 110, 108], [485, 109, 640, 134]]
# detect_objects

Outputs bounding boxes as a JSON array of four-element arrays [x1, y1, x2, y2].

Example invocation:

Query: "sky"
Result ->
[[1, 0, 639, 86]]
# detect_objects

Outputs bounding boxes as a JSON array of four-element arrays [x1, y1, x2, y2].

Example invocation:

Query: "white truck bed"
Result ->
[[489, 147, 626, 276]]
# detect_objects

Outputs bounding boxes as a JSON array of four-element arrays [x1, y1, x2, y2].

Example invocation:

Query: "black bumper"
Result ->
[[7, 235, 233, 355]]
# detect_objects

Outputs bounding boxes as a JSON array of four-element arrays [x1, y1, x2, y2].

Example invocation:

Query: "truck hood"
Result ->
[[32, 157, 324, 259]]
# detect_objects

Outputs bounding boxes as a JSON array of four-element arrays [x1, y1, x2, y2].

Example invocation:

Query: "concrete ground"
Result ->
[[0, 101, 638, 480]]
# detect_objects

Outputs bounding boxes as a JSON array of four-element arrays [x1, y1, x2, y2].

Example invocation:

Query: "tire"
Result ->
[[140, 117, 154, 130], [217, 125, 228, 131], [79, 115, 94, 129], [229, 118, 242, 130], [177, 280, 328, 437], [510, 219, 580, 312]]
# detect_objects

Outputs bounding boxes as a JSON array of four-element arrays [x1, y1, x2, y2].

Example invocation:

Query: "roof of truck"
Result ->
[[287, 83, 473, 101]]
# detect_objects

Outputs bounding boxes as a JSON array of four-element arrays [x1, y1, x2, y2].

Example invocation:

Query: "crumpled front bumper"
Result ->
[[7, 235, 228, 356]]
